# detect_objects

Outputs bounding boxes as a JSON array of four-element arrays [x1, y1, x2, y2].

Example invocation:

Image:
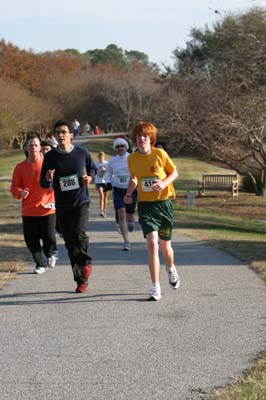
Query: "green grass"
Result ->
[[0, 149, 25, 176], [173, 156, 234, 192], [174, 204, 266, 235], [84, 138, 114, 159]]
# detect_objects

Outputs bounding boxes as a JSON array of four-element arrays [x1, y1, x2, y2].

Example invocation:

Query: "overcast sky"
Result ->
[[0, 0, 264, 66]]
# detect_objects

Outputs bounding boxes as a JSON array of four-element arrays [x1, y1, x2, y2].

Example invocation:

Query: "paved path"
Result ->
[[1, 199, 266, 400]]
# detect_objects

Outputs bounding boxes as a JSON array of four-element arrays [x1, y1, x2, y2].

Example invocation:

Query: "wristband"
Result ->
[[126, 194, 132, 198]]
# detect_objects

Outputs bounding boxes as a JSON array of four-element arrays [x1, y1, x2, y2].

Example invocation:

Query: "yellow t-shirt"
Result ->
[[127, 148, 177, 202]]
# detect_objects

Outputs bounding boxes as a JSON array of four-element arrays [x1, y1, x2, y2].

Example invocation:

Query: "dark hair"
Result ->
[[41, 140, 53, 148], [53, 119, 72, 133]]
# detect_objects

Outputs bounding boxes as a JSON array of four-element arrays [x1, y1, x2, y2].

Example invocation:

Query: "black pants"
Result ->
[[22, 214, 57, 268], [58, 204, 92, 284]]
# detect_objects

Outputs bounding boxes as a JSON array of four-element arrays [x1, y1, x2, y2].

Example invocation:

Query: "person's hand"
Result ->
[[46, 169, 55, 182], [152, 179, 166, 192], [21, 188, 29, 199], [104, 183, 112, 192], [124, 194, 133, 204], [82, 175, 92, 185]]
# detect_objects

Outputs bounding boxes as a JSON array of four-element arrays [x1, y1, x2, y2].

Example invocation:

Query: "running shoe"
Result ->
[[34, 266, 46, 274], [122, 242, 131, 251], [166, 265, 180, 289], [99, 212, 105, 217], [148, 286, 161, 301], [80, 264, 92, 280], [127, 222, 135, 232], [75, 283, 87, 293], [48, 254, 57, 268]]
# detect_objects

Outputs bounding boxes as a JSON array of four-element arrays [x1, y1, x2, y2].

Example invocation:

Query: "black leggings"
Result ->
[[58, 204, 92, 283], [23, 214, 57, 268]]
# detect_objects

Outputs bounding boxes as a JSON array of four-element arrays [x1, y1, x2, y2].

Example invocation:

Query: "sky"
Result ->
[[0, 0, 264, 66]]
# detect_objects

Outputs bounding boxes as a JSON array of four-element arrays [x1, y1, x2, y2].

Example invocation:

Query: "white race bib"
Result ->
[[118, 175, 129, 184], [141, 177, 157, 192], [59, 174, 80, 191]]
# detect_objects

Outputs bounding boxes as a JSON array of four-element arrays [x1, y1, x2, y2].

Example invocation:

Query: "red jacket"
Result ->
[[11, 158, 55, 217]]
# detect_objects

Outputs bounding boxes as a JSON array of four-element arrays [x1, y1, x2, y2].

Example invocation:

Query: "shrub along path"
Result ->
[[0, 196, 266, 400]]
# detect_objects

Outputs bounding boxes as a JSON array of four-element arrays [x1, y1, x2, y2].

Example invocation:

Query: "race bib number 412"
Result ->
[[141, 176, 157, 192], [59, 174, 80, 191]]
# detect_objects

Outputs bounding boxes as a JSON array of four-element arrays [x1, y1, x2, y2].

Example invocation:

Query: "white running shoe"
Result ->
[[48, 254, 57, 268], [122, 242, 131, 251], [166, 265, 180, 289], [148, 286, 161, 301], [34, 266, 46, 274]]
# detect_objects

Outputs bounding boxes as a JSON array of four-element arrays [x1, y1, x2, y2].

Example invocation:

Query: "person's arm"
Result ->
[[151, 168, 178, 192], [10, 165, 25, 199], [104, 159, 112, 184], [82, 152, 94, 185], [40, 155, 54, 188], [124, 176, 138, 204]]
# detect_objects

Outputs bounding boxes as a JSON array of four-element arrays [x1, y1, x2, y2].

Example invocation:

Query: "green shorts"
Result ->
[[138, 199, 173, 240]]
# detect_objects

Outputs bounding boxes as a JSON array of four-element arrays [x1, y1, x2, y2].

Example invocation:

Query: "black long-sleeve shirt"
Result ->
[[40, 145, 94, 212]]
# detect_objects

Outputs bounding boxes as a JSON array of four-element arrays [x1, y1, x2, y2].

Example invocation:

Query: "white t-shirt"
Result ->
[[105, 153, 130, 189], [94, 161, 109, 184]]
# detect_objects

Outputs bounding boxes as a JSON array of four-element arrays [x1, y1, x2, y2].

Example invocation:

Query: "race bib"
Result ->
[[118, 175, 129, 184], [59, 174, 80, 191], [141, 177, 157, 192], [42, 202, 56, 209]]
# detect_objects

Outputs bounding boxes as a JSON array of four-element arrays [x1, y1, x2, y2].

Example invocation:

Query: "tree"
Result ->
[[86, 44, 128, 70], [94, 63, 160, 129], [0, 77, 60, 148], [166, 7, 266, 195], [125, 50, 149, 65]]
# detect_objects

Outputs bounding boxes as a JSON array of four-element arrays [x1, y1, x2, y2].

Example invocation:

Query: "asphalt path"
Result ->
[[1, 194, 266, 400]]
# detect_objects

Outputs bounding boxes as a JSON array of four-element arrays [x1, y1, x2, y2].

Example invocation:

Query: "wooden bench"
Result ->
[[198, 174, 239, 196]]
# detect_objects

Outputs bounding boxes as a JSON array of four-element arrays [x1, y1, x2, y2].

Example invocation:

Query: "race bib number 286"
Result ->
[[59, 174, 80, 191]]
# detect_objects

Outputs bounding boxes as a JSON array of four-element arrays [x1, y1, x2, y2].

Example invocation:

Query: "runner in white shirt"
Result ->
[[94, 152, 109, 217], [105, 138, 137, 251]]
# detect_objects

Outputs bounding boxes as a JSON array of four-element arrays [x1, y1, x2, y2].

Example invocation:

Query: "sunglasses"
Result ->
[[116, 145, 125, 148]]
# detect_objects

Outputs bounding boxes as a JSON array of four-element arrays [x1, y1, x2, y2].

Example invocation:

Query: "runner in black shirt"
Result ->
[[41, 120, 94, 293]]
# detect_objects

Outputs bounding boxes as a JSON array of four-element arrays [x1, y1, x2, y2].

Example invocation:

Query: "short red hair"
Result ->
[[131, 121, 157, 146]]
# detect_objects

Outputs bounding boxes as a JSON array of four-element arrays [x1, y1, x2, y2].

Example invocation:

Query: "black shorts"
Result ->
[[113, 187, 137, 214], [96, 183, 107, 190]]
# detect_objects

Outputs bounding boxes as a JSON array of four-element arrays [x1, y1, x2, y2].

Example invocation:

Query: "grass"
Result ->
[[212, 353, 266, 400], [0, 175, 29, 288], [1, 144, 266, 399], [0, 149, 25, 176]]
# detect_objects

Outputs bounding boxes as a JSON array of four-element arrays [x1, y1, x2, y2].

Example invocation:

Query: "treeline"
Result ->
[[1, 7, 266, 194], [0, 41, 159, 148]]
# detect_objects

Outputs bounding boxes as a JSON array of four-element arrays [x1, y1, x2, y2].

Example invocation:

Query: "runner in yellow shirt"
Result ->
[[124, 121, 180, 301]]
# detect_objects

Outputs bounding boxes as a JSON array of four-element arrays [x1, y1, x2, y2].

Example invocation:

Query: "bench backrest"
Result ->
[[202, 174, 238, 188]]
